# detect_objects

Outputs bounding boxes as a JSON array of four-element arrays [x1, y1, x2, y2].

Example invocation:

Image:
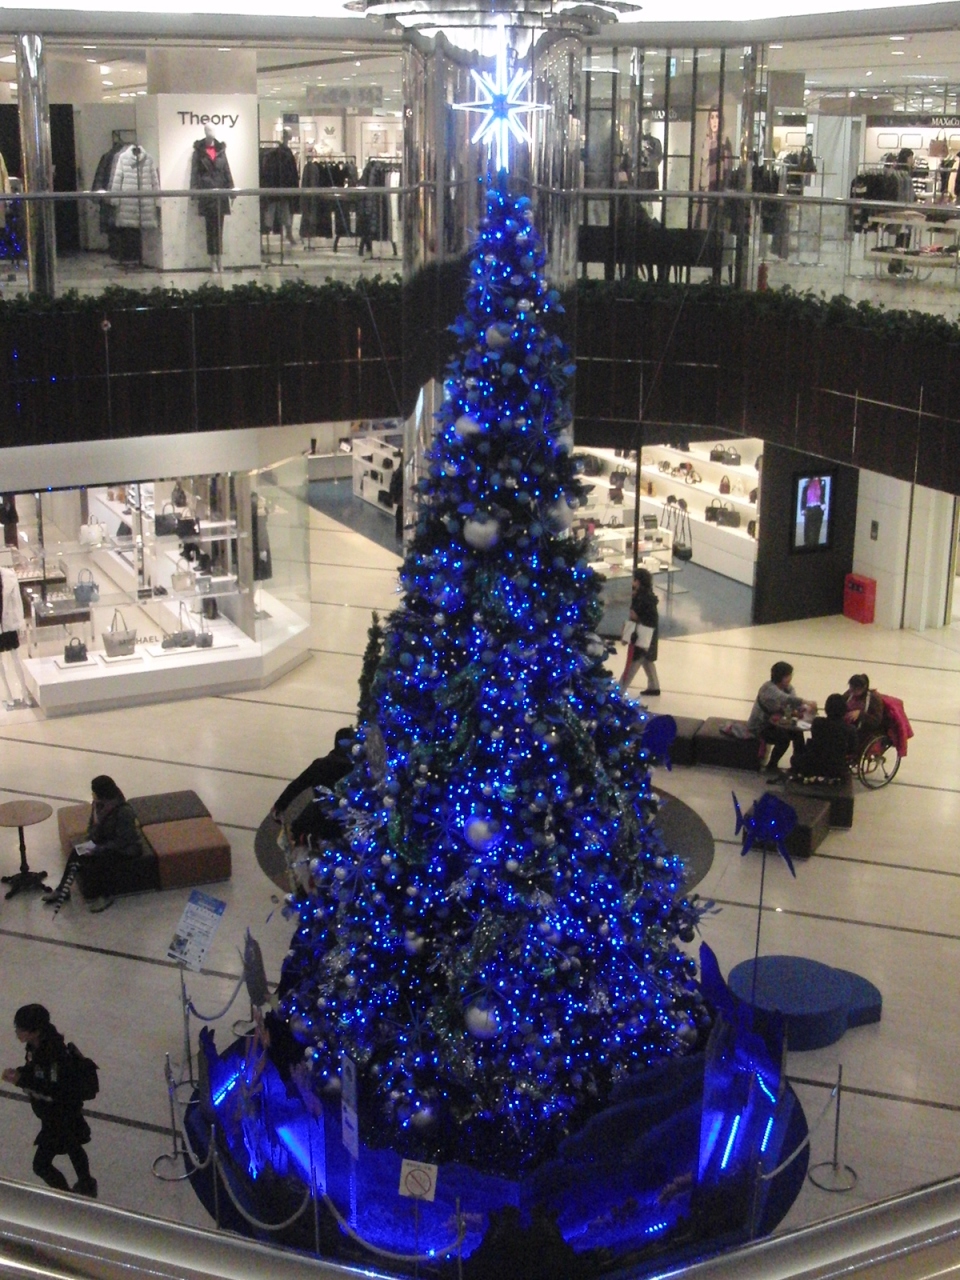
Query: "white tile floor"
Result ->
[[0, 502, 956, 1250]]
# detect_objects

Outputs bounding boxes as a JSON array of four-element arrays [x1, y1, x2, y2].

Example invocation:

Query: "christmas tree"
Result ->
[[279, 180, 709, 1174]]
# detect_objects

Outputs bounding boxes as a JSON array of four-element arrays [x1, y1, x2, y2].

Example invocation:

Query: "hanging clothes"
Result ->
[[91, 141, 127, 239], [110, 145, 160, 230]]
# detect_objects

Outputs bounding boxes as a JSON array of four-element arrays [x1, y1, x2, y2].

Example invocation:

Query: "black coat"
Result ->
[[18, 1029, 91, 1152], [794, 717, 857, 780], [629, 585, 659, 662], [261, 143, 299, 190], [190, 139, 234, 218]]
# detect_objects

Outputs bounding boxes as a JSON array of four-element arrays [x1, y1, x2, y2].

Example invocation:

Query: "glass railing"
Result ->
[[2, 184, 959, 321]]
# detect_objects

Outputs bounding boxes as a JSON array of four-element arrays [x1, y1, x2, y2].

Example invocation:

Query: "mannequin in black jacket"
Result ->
[[190, 125, 234, 269], [261, 129, 299, 244]]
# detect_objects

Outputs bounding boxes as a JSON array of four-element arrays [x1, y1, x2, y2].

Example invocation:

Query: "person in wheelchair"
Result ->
[[844, 674, 884, 749], [791, 694, 858, 783]]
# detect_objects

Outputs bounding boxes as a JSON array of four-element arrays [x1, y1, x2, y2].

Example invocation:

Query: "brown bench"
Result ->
[[693, 718, 763, 771], [56, 790, 231, 899]]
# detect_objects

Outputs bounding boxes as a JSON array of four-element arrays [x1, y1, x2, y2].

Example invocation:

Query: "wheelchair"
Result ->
[[856, 731, 902, 789], [855, 694, 912, 789]]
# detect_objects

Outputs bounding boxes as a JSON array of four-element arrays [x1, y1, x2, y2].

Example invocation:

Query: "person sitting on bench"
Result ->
[[747, 661, 816, 775], [792, 694, 858, 782], [43, 775, 144, 914], [271, 727, 355, 825]]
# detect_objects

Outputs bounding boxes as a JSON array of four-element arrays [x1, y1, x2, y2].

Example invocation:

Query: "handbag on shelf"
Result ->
[[717, 503, 742, 528], [684, 469, 702, 485], [658, 459, 672, 473], [176, 508, 201, 538], [673, 510, 693, 561], [930, 132, 949, 160], [73, 568, 100, 605], [79, 516, 103, 547], [705, 498, 722, 523], [201, 597, 220, 620], [171, 558, 195, 593], [155, 502, 178, 537], [103, 609, 136, 657], [642, 514, 658, 530], [719, 475, 731, 495], [749, 487, 758, 504], [64, 636, 88, 663], [161, 603, 197, 650], [747, 519, 758, 538], [195, 610, 214, 648]]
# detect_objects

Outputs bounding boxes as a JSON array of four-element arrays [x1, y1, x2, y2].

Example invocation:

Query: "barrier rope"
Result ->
[[185, 974, 245, 1023], [211, 1145, 314, 1233], [759, 1082, 838, 1181], [321, 1187, 466, 1263]]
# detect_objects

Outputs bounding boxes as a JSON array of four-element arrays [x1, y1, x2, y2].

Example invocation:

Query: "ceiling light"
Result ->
[[82, 44, 96, 49], [889, 34, 905, 40], [217, 46, 231, 51], [100, 64, 110, 74], [102, 80, 113, 86], [848, 90, 856, 97], [865, 70, 873, 76], [770, 42, 782, 48], [87, 57, 97, 62], [891, 51, 904, 56], [355, 60, 361, 66]]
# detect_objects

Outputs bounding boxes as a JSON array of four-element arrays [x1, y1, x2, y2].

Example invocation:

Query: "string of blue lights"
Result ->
[[278, 180, 710, 1174]]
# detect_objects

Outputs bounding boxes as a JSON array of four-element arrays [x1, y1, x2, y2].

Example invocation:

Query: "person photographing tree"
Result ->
[[2, 1004, 98, 1197]]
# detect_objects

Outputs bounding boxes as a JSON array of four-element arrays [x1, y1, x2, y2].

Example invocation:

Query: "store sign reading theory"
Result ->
[[177, 111, 240, 128]]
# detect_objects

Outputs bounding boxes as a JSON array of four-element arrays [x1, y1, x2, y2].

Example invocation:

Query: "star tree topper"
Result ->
[[453, 18, 550, 172]]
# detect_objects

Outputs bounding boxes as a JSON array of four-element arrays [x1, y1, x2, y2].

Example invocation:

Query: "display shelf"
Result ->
[[639, 464, 757, 507], [353, 435, 402, 515]]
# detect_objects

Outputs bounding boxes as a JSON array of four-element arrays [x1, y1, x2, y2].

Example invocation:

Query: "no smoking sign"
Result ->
[[399, 1158, 438, 1202]]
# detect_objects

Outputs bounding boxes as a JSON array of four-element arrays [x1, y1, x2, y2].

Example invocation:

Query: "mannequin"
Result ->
[[0, 564, 26, 706], [0, 493, 17, 547], [190, 124, 234, 272], [260, 128, 299, 245]]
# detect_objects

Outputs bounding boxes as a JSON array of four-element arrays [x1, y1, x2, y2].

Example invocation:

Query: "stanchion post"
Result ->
[[458, 1197, 464, 1280], [180, 967, 194, 1086], [211, 1128, 221, 1228], [807, 1062, 858, 1192]]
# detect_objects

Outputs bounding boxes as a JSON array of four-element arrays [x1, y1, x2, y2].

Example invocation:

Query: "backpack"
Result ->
[[65, 1043, 100, 1102]]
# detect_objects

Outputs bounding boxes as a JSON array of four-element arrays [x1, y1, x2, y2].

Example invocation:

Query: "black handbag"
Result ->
[[717, 503, 742, 528], [724, 448, 742, 467], [177, 508, 201, 538], [705, 498, 722, 523], [747, 519, 758, 538], [709, 446, 726, 462], [673, 509, 693, 560], [749, 487, 758, 504], [64, 636, 88, 663], [161, 603, 197, 650], [155, 503, 178, 536]]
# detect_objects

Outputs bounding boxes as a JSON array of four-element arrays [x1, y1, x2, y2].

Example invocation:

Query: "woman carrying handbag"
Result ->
[[619, 568, 661, 698]]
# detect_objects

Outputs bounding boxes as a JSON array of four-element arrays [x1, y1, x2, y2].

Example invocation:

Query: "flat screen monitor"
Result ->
[[791, 471, 835, 552]]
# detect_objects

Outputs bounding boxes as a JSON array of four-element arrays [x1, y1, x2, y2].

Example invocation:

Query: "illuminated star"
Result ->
[[453, 18, 549, 173]]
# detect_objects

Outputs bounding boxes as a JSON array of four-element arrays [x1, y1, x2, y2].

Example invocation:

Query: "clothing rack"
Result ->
[[301, 155, 358, 249]]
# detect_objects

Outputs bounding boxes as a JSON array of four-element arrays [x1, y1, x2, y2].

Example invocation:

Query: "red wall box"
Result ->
[[844, 573, 877, 624]]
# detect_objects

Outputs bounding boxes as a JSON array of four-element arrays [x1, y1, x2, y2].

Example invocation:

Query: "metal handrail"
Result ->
[[4, 1167, 960, 1280]]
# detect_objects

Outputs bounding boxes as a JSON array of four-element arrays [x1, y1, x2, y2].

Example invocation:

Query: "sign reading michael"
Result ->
[[178, 111, 240, 128]]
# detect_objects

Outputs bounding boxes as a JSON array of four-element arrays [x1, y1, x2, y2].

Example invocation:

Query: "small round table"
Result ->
[[0, 799, 52, 898]]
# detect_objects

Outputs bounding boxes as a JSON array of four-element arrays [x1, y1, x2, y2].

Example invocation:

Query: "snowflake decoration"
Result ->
[[453, 18, 549, 173]]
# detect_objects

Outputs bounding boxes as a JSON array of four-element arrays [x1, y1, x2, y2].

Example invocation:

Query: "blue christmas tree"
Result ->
[[279, 181, 709, 1173]]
